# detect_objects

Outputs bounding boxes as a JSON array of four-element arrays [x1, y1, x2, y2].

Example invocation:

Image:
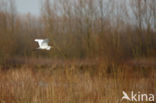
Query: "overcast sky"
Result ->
[[15, 0, 41, 16]]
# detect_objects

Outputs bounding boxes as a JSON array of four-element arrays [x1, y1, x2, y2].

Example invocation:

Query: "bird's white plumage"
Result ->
[[35, 39, 51, 50]]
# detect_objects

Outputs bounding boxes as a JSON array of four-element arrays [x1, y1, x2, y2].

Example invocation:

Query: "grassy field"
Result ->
[[0, 0, 156, 102], [0, 58, 155, 103]]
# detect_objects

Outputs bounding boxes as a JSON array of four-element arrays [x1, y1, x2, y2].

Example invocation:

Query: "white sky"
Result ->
[[15, 0, 41, 16]]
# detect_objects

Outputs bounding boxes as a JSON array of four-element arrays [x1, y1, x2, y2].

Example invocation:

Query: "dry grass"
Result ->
[[0, 60, 155, 103]]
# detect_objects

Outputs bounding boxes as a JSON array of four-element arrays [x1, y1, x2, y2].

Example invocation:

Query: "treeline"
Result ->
[[41, 0, 156, 60], [0, 0, 43, 62], [0, 0, 156, 62]]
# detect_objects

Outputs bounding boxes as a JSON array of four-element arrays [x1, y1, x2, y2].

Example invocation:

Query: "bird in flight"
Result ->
[[34, 39, 51, 50]]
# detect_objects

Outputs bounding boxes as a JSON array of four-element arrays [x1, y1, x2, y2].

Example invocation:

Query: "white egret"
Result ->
[[35, 39, 51, 50]]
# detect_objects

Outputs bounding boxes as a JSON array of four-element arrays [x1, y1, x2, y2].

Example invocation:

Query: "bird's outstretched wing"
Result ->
[[35, 39, 44, 47], [41, 39, 49, 47]]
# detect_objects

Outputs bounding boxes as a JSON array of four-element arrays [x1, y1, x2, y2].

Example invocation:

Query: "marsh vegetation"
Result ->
[[0, 0, 156, 102]]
